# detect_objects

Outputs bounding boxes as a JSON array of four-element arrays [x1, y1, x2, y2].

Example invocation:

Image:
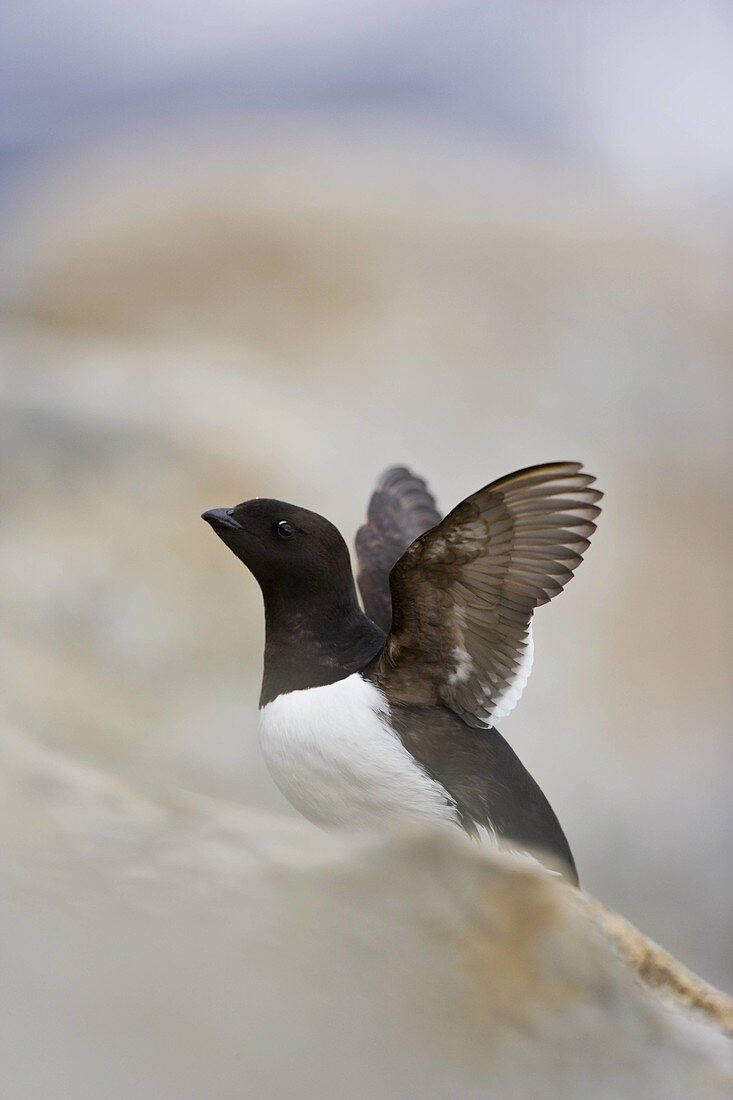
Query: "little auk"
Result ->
[[202, 462, 601, 884]]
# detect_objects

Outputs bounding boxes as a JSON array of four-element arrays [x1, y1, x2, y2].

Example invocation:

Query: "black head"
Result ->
[[202, 496, 386, 702], [202, 498, 356, 604]]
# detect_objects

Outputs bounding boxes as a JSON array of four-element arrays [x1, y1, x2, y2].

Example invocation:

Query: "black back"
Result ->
[[386, 699, 578, 883]]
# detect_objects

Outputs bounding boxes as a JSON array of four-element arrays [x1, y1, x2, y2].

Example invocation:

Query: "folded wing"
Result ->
[[355, 466, 442, 633], [372, 462, 602, 728]]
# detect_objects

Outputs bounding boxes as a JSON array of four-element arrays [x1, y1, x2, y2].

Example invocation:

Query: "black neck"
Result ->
[[259, 585, 386, 706]]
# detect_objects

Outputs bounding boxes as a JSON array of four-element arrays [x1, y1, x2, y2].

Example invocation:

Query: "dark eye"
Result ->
[[277, 520, 296, 539]]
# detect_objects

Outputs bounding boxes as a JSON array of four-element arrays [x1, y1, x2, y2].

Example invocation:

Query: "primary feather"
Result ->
[[355, 466, 442, 632]]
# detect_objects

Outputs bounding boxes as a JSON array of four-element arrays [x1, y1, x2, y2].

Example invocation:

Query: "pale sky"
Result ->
[[2, 0, 732, 196]]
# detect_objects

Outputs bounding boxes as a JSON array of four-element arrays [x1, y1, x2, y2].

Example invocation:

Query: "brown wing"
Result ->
[[355, 467, 442, 632], [372, 462, 602, 728]]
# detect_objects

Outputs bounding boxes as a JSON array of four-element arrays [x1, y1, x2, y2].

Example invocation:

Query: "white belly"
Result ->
[[258, 673, 458, 831]]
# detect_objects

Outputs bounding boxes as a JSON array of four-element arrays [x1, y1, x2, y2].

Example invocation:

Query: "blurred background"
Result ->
[[1, 0, 731, 1015]]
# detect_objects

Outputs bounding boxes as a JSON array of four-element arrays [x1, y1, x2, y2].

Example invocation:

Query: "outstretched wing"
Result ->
[[372, 462, 602, 728], [355, 466, 442, 633]]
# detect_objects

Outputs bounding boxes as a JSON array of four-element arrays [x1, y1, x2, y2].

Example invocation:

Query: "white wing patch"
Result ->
[[448, 643, 473, 686], [447, 607, 534, 723], [488, 621, 535, 723]]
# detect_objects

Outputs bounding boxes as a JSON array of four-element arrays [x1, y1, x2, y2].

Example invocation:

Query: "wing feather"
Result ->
[[372, 462, 602, 727], [355, 466, 442, 632]]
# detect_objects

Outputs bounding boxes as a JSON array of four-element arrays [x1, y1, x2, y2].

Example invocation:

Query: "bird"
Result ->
[[202, 462, 601, 884]]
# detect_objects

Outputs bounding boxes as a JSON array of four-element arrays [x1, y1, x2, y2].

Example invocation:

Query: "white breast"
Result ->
[[258, 674, 458, 831]]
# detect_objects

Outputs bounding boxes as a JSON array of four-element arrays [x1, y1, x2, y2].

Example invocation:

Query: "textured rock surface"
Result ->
[[1, 724, 731, 1100]]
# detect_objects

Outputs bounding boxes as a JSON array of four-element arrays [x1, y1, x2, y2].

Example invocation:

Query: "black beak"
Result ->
[[201, 508, 242, 531]]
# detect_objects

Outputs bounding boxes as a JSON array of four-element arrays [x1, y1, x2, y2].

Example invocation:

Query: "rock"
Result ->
[[1, 724, 730, 1100]]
